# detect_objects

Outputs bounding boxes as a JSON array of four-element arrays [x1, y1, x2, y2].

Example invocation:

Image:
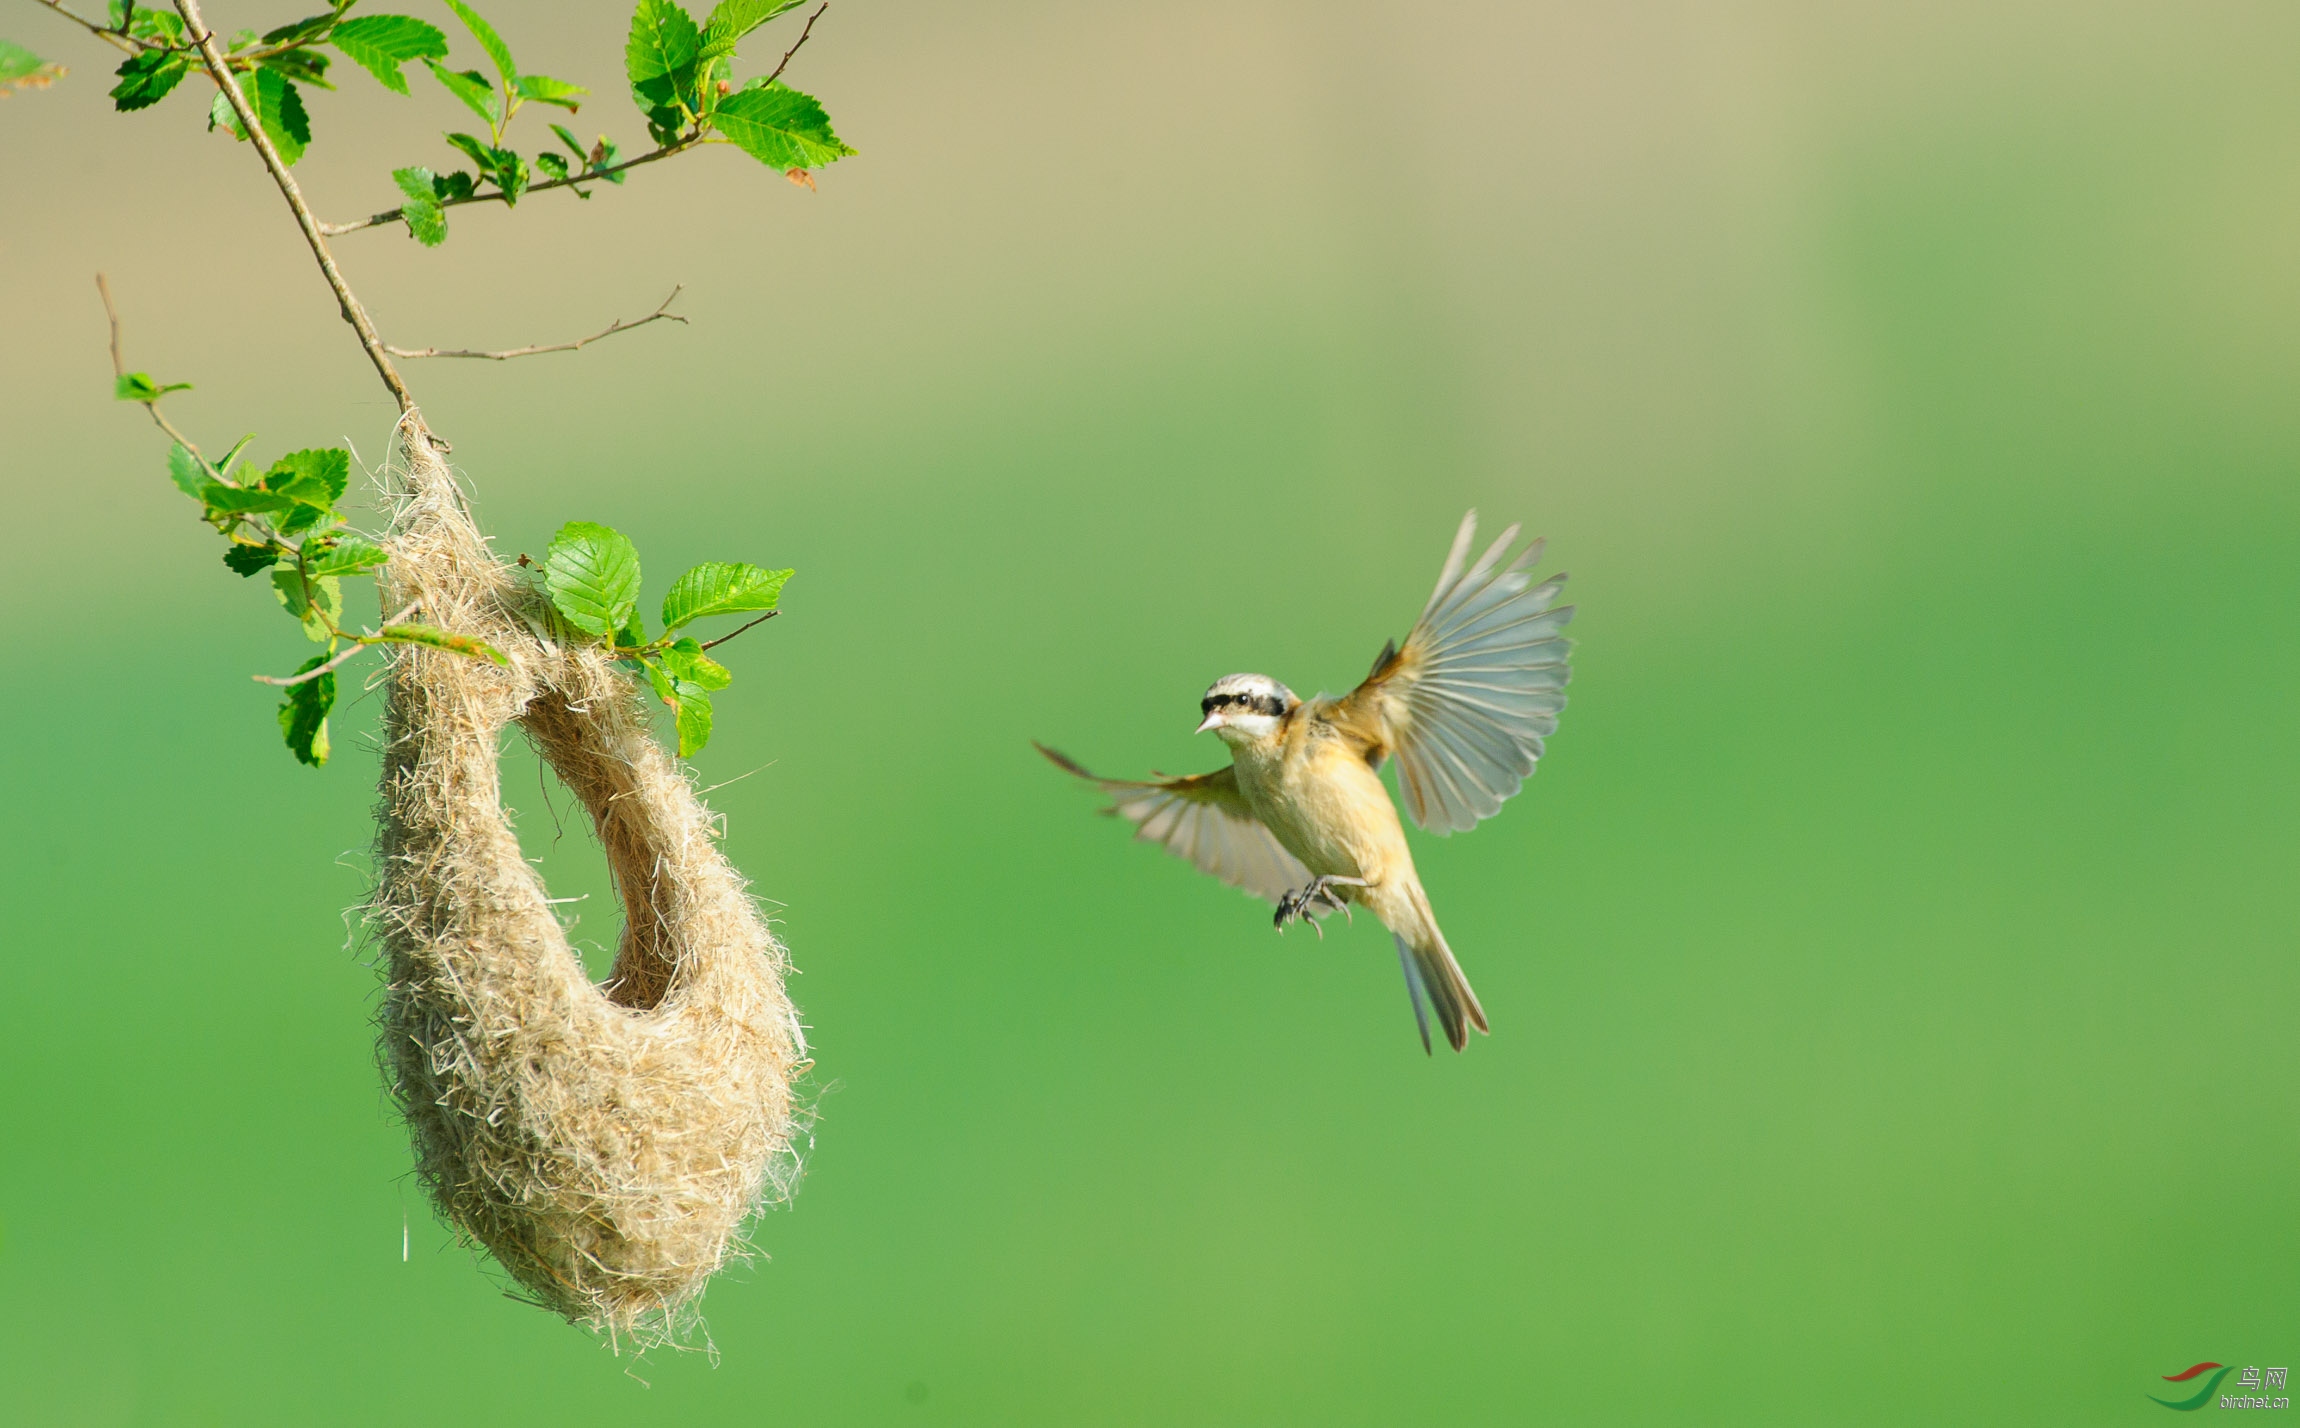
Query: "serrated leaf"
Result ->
[[261, 448, 350, 509], [493, 147, 528, 203], [249, 68, 311, 166], [442, 0, 516, 90], [534, 149, 568, 181], [392, 165, 447, 244], [202, 483, 295, 516], [672, 683, 713, 756], [443, 129, 495, 171], [167, 442, 211, 499], [434, 169, 476, 200], [626, 0, 699, 114], [699, 0, 803, 60], [329, 13, 446, 94], [224, 542, 283, 576], [550, 121, 589, 161], [712, 83, 852, 170], [258, 48, 333, 91], [663, 636, 732, 690], [130, 9, 184, 44], [616, 607, 646, 648], [279, 655, 336, 766], [638, 655, 677, 705], [377, 622, 508, 664], [660, 561, 790, 630], [272, 567, 344, 641], [110, 50, 188, 111], [426, 59, 499, 126], [309, 536, 389, 575], [543, 521, 641, 639], [515, 73, 585, 111], [116, 372, 191, 402]]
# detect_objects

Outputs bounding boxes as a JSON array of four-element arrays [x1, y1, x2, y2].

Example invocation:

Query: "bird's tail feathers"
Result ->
[[1393, 915, 1488, 1055]]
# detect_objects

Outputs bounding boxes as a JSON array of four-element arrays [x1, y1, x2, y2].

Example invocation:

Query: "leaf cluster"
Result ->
[[123, 374, 504, 765], [0, 37, 66, 93], [537, 522, 790, 756], [92, 0, 849, 247]]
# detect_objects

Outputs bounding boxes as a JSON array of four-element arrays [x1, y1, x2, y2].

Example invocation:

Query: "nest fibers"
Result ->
[[368, 417, 806, 1342]]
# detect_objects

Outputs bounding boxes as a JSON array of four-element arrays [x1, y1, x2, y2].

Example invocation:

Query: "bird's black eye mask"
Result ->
[[1203, 691, 1286, 717]]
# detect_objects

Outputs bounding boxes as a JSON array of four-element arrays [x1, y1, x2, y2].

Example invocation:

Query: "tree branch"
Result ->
[[697, 610, 779, 651], [318, 141, 699, 236], [763, 3, 829, 89], [96, 272, 203, 453], [173, 0, 418, 417], [385, 287, 688, 361], [35, 0, 160, 54], [253, 599, 424, 686]]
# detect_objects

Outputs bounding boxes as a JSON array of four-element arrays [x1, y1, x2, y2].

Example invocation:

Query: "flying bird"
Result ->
[[1038, 511, 1575, 1053]]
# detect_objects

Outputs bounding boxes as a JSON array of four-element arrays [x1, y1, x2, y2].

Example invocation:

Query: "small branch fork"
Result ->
[[96, 272, 201, 452], [386, 287, 687, 361], [318, 141, 699, 236]]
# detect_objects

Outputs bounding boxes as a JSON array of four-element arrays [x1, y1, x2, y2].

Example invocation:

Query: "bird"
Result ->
[[1037, 510, 1574, 1053]]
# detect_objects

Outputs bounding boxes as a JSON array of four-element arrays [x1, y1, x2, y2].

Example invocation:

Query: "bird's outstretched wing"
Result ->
[[1324, 510, 1574, 834], [1035, 742, 1313, 903]]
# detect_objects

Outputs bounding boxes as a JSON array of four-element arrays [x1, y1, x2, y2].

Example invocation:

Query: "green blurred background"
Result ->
[[4, 1, 2297, 1422]]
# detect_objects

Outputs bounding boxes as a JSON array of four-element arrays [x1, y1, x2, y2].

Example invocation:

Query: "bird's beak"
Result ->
[[1194, 711, 1224, 734]]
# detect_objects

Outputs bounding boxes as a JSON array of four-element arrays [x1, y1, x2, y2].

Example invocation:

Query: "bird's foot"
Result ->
[[1275, 876, 1366, 938]]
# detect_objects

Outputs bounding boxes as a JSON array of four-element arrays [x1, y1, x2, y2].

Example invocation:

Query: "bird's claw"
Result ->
[[1275, 876, 1366, 938]]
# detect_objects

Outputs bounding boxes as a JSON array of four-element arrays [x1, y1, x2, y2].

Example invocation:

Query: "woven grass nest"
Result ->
[[368, 417, 807, 1342]]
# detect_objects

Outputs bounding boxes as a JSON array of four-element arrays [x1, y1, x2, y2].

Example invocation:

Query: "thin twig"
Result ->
[[253, 598, 423, 686], [318, 141, 699, 236], [696, 610, 779, 651], [95, 272, 203, 453], [386, 287, 688, 361], [35, 0, 158, 54], [175, 0, 418, 416], [763, 4, 829, 89]]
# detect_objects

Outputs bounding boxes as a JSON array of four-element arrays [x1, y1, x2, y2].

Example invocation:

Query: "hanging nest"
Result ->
[[368, 416, 807, 1342]]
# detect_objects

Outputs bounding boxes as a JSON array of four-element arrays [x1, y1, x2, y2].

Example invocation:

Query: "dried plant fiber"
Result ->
[[369, 415, 805, 1341]]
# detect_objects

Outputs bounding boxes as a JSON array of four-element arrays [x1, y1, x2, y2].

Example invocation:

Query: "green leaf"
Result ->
[[376, 622, 509, 664], [392, 165, 447, 245], [660, 561, 790, 630], [588, 134, 626, 181], [637, 654, 678, 705], [699, 0, 803, 60], [550, 121, 589, 161], [279, 655, 336, 766], [672, 683, 713, 756], [0, 40, 56, 92], [442, 0, 516, 90], [223, 542, 282, 576], [543, 521, 642, 639], [260, 12, 339, 47], [115, 372, 191, 402], [514, 73, 586, 111], [712, 83, 852, 170], [616, 607, 647, 648], [534, 149, 568, 181], [215, 433, 257, 478], [249, 68, 311, 166], [202, 483, 295, 516], [434, 169, 476, 200], [426, 59, 499, 126], [167, 442, 211, 499], [493, 147, 529, 204], [329, 14, 448, 95], [110, 50, 188, 111], [227, 28, 260, 52], [261, 448, 350, 509], [129, 10, 185, 44], [442, 130, 496, 172], [258, 48, 335, 91], [626, 0, 699, 111], [309, 535, 389, 575], [272, 567, 344, 641], [208, 90, 245, 139], [663, 636, 732, 690]]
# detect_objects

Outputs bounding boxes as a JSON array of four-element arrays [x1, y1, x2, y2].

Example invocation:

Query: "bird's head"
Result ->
[[1195, 673, 1296, 744]]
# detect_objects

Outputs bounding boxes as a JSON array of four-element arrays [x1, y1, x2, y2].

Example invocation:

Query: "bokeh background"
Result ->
[[4, 1, 2297, 1422]]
